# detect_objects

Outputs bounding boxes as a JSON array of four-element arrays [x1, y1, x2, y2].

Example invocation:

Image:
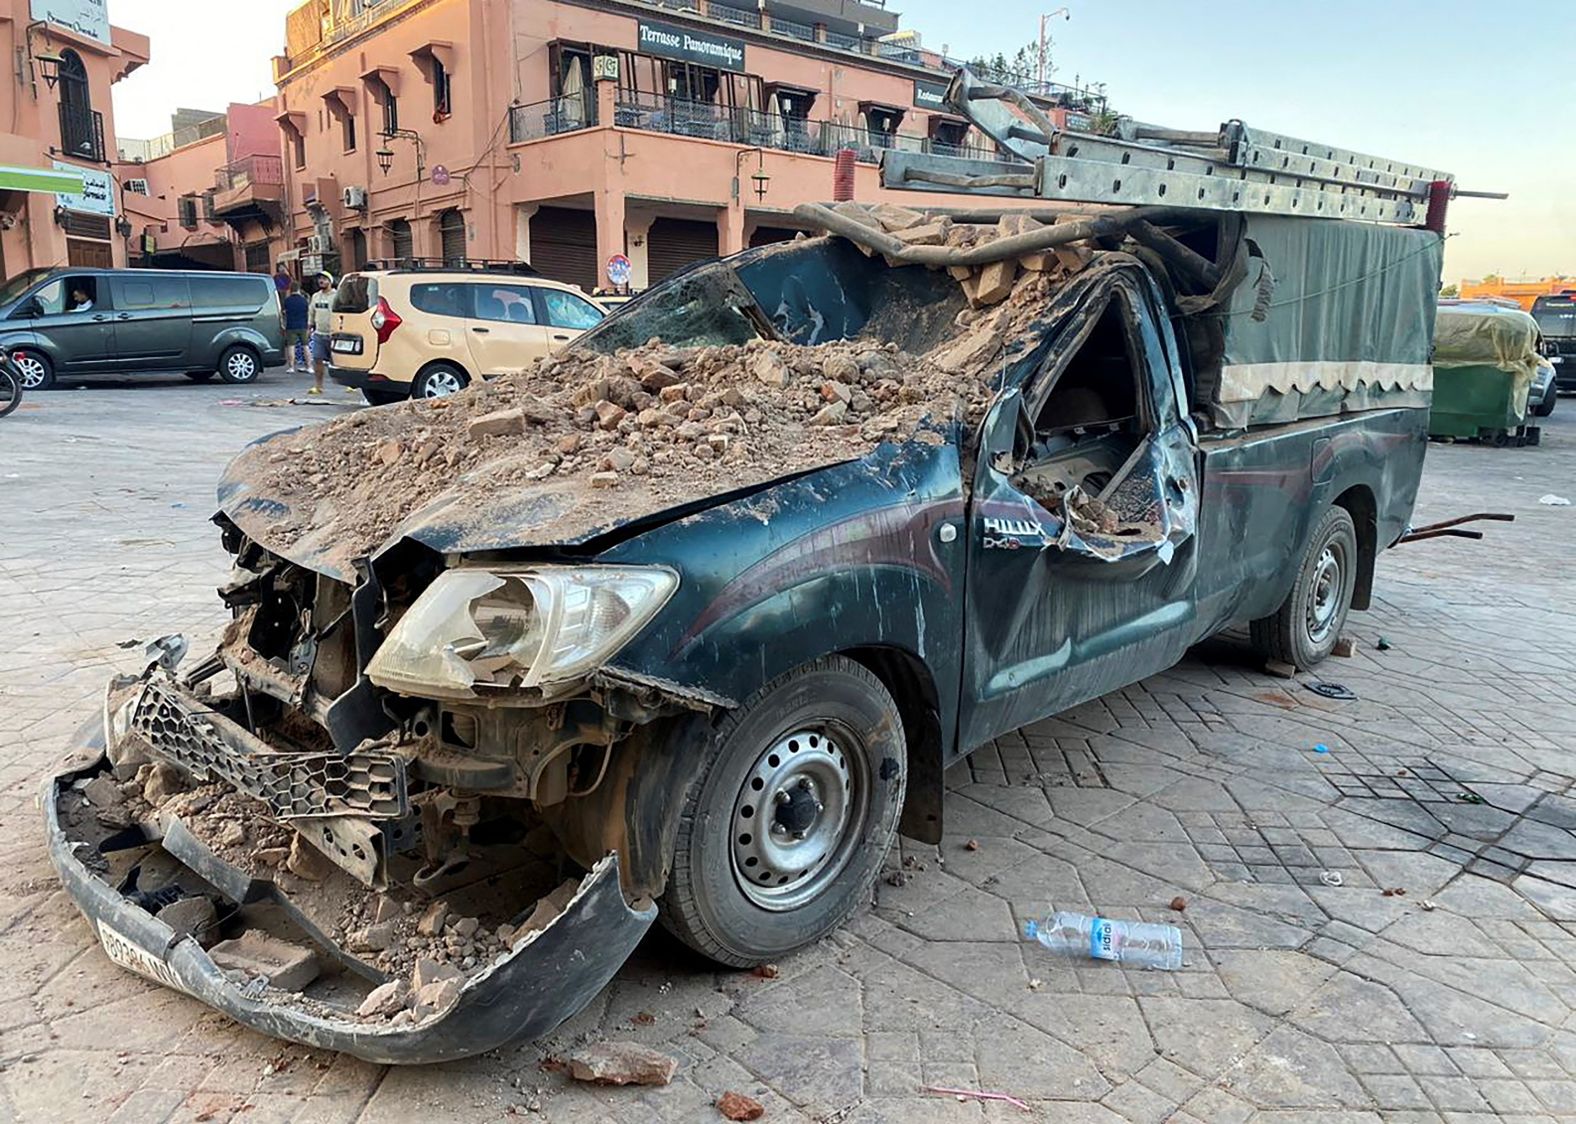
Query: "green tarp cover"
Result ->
[[1203, 215, 1444, 429], [1432, 302, 1540, 417]]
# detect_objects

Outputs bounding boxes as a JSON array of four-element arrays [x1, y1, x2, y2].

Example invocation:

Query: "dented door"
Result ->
[[957, 267, 1201, 752]]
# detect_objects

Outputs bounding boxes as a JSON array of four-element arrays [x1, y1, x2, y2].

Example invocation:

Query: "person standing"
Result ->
[[273, 263, 292, 296], [307, 274, 335, 395], [280, 282, 309, 373]]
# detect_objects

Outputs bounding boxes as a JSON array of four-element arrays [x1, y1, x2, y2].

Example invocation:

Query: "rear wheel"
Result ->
[[362, 388, 405, 406], [413, 363, 469, 398], [1251, 505, 1358, 670], [10, 348, 53, 391], [660, 656, 906, 967], [217, 345, 261, 384]]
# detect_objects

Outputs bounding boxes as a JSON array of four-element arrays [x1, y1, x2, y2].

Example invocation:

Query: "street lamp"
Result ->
[[34, 50, 62, 89], [376, 145, 395, 174], [1037, 8, 1070, 87], [734, 148, 770, 202]]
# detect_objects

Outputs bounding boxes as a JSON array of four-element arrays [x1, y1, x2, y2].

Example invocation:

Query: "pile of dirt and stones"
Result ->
[[230, 218, 1098, 563]]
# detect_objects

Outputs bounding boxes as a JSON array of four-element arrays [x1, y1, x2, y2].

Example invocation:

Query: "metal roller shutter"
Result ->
[[647, 218, 718, 284], [389, 219, 413, 262], [749, 225, 802, 247], [439, 209, 466, 265], [531, 207, 597, 293]]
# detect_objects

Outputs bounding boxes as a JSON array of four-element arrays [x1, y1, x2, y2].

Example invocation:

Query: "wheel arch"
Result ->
[[841, 644, 945, 845], [1333, 483, 1377, 610]]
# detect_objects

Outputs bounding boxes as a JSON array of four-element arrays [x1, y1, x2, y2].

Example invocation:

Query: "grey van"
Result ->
[[0, 267, 284, 389]]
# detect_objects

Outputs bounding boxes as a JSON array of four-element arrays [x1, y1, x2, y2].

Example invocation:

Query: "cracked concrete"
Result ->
[[2, 377, 1575, 1122]]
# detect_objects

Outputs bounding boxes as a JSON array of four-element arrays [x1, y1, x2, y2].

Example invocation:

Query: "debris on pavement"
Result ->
[[1381, 887, 1407, 897], [1538, 494, 1570, 505], [1376, 636, 1392, 651], [1308, 682, 1357, 701], [1319, 871, 1345, 887], [717, 1091, 766, 1120], [921, 1085, 1032, 1112], [964, 839, 981, 852], [1264, 660, 1298, 679], [1169, 896, 1187, 912], [1421, 900, 1438, 911], [1313, 744, 1330, 754], [566, 1041, 679, 1086], [1331, 636, 1356, 658], [208, 930, 321, 992], [750, 963, 780, 980]]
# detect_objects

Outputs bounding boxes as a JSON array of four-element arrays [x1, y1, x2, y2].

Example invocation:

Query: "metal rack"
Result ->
[[880, 68, 1462, 226]]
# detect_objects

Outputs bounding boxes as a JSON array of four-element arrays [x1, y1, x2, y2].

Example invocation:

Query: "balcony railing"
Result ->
[[707, 3, 762, 30], [59, 104, 105, 163], [510, 91, 1002, 164], [216, 154, 286, 191], [509, 96, 599, 143]]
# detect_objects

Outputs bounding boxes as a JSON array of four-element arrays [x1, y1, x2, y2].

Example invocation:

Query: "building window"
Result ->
[[57, 50, 104, 162], [432, 57, 452, 118], [928, 117, 970, 156], [178, 196, 199, 229], [289, 125, 306, 170], [343, 111, 356, 152], [371, 76, 398, 136], [860, 103, 904, 148]]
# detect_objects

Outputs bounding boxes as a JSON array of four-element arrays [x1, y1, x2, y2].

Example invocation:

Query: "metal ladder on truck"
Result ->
[[878, 69, 1491, 230]]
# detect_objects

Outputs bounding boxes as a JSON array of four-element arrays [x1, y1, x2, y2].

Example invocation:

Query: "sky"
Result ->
[[107, 0, 1575, 283]]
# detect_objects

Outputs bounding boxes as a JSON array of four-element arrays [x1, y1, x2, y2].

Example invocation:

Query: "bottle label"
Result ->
[[1089, 917, 1119, 961]]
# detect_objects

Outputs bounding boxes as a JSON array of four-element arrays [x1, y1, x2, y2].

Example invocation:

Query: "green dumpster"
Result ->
[[1430, 301, 1542, 443]]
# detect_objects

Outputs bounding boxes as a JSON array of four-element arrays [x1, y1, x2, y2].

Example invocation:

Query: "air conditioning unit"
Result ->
[[342, 185, 367, 210], [123, 178, 150, 196], [306, 233, 330, 254]]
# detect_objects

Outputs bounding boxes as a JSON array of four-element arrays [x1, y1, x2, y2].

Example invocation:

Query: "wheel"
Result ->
[[362, 388, 405, 406], [217, 345, 261, 384], [1534, 394, 1556, 418], [0, 368, 19, 417], [185, 371, 215, 382], [660, 655, 907, 967], [1251, 505, 1358, 671], [10, 348, 53, 391], [413, 363, 469, 398]]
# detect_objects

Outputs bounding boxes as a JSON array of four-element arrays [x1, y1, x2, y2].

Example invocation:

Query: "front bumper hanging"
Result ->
[[42, 718, 656, 1065]]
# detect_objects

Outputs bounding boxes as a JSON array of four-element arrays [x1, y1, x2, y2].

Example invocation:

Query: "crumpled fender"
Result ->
[[41, 720, 656, 1065]]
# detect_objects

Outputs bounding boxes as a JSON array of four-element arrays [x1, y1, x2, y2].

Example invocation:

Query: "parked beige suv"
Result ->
[[328, 260, 606, 404]]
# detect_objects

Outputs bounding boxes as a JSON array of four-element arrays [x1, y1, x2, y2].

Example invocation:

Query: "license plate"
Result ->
[[98, 918, 187, 993], [331, 337, 362, 354]]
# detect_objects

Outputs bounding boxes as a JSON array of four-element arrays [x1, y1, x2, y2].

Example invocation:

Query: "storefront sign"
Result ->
[[53, 160, 115, 215], [607, 254, 632, 286], [30, 0, 109, 44], [637, 20, 745, 72], [913, 80, 950, 112], [1064, 111, 1092, 132]]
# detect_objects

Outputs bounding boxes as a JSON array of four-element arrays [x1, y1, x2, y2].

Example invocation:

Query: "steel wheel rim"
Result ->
[[422, 369, 463, 397], [226, 351, 256, 380], [731, 726, 867, 911], [12, 354, 45, 388], [1305, 544, 1343, 644]]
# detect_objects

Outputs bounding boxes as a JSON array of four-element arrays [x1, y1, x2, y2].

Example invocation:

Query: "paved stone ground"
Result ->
[[2, 374, 1575, 1123]]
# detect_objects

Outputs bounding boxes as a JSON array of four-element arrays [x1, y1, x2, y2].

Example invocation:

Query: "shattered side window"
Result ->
[[575, 266, 761, 354]]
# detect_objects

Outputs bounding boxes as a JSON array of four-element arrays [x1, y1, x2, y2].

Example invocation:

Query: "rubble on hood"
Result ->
[[227, 237, 1086, 567]]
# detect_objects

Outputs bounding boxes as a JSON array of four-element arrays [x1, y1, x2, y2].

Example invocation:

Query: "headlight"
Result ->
[[365, 566, 678, 698]]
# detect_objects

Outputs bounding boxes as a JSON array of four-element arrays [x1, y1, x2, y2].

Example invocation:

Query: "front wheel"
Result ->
[[10, 348, 53, 391], [1251, 505, 1358, 670], [660, 656, 907, 967], [0, 368, 19, 417], [217, 345, 261, 384]]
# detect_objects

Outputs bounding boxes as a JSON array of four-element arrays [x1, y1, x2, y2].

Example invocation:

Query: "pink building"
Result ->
[[0, 0, 148, 273], [117, 102, 288, 273], [272, 0, 1104, 292]]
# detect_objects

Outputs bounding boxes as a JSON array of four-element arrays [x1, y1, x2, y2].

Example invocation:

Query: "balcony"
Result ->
[[211, 154, 287, 225], [59, 104, 105, 164], [509, 92, 1002, 165]]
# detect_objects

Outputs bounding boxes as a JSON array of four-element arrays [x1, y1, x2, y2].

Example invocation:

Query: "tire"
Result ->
[[10, 348, 53, 391], [660, 655, 907, 967], [1534, 394, 1556, 418], [1251, 505, 1358, 671], [185, 371, 215, 382], [217, 345, 261, 384], [0, 368, 19, 417], [362, 388, 405, 406], [413, 363, 469, 398]]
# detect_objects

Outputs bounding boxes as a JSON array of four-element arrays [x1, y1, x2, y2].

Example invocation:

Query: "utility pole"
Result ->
[[1038, 8, 1070, 87]]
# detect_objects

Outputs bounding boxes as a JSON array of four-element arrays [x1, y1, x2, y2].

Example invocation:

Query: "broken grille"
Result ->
[[131, 680, 408, 821]]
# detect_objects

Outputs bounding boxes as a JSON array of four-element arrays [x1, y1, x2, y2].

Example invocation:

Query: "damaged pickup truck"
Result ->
[[44, 79, 1453, 1063]]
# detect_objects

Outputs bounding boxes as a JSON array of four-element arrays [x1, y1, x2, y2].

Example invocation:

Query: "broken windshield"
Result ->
[[575, 264, 765, 354]]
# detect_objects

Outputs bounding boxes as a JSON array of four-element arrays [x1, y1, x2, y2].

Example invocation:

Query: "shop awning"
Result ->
[[0, 164, 85, 194]]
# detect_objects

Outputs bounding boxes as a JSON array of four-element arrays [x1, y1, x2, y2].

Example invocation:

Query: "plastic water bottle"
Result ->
[[1023, 911, 1183, 970]]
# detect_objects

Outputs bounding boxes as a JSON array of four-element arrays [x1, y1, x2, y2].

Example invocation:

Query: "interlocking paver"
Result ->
[[4, 383, 1576, 1120]]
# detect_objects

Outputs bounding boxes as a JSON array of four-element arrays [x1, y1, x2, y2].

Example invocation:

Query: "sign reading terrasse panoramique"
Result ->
[[637, 20, 746, 72]]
